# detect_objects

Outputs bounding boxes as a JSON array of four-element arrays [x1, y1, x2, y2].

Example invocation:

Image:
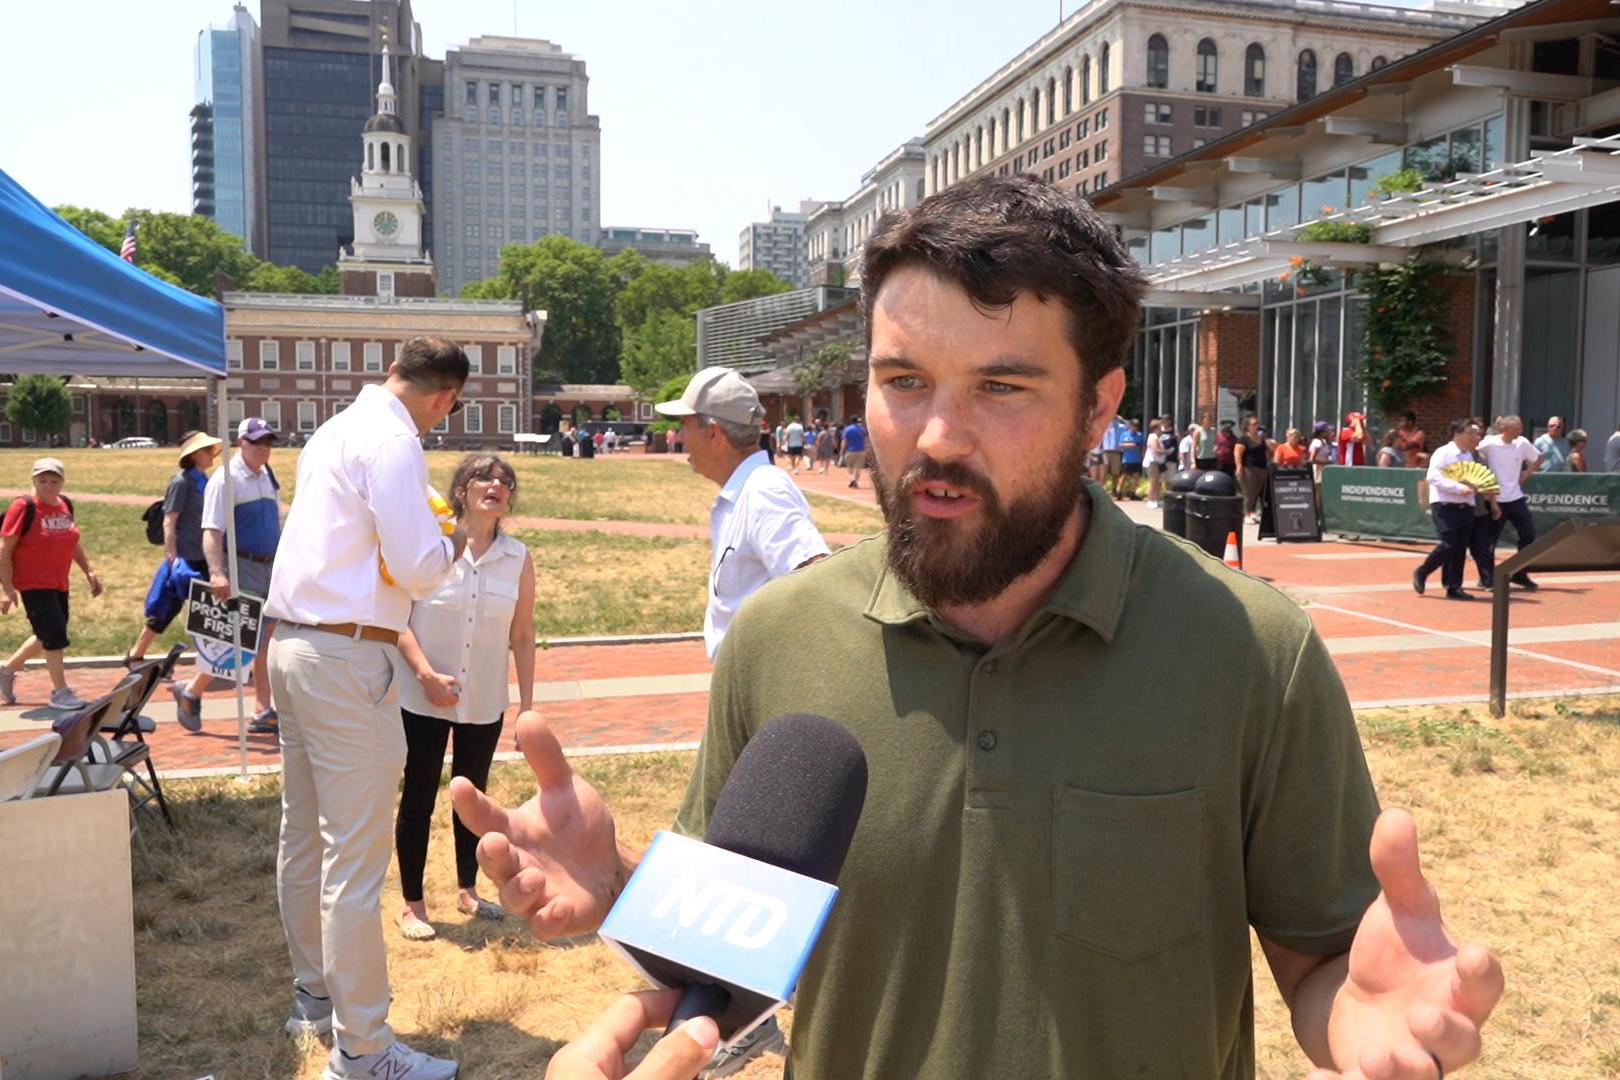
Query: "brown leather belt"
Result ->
[[238, 552, 275, 565], [282, 621, 400, 646]]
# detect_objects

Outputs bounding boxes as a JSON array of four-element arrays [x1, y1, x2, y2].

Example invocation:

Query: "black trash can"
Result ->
[[1186, 490, 1245, 562], [1161, 469, 1201, 538]]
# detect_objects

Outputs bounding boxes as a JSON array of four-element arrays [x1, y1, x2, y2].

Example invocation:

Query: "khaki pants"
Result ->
[[270, 626, 405, 1055]]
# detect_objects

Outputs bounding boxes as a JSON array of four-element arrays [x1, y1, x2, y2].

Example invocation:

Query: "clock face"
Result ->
[[373, 210, 400, 238]]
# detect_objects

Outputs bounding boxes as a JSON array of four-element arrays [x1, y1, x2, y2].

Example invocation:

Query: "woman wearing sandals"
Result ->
[[394, 454, 536, 940]]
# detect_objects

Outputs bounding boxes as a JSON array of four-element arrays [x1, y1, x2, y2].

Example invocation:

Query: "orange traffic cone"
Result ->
[[1223, 531, 1243, 571]]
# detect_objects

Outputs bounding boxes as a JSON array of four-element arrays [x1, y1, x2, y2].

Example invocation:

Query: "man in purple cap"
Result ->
[[170, 416, 284, 733]]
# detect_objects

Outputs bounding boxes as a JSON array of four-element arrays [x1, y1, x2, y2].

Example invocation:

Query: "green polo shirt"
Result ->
[[675, 483, 1379, 1079]]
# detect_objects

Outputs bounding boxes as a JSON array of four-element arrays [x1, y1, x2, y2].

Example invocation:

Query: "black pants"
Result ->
[[1418, 503, 1475, 591], [1478, 498, 1537, 585], [395, 708, 505, 903]]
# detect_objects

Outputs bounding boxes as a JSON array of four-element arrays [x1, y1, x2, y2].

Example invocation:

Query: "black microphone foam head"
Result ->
[[703, 713, 868, 885]]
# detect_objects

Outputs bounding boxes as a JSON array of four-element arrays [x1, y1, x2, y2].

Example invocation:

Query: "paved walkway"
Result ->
[[4, 478, 1615, 777]]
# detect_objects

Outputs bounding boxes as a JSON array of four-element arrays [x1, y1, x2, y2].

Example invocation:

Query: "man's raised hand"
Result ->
[[449, 710, 629, 939]]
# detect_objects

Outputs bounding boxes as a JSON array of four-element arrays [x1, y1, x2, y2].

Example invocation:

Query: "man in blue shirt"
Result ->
[[1114, 418, 1145, 500], [1534, 416, 1570, 472], [1100, 413, 1130, 489], [842, 417, 868, 488]]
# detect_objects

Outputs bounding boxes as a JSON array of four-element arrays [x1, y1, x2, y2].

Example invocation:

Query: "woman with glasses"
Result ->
[[393, 453, 536, 940]]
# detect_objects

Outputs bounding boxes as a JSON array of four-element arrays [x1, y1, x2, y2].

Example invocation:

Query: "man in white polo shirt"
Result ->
[[265, 337, 469, 1080], [1413, 418, 1487, 602], [658, 367, 831, 659]]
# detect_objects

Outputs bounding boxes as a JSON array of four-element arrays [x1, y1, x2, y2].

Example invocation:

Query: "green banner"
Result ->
[[1321, 466, 1620, 541]]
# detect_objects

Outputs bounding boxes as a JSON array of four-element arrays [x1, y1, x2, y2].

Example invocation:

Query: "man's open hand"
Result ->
[[450, 710, 627, 939]]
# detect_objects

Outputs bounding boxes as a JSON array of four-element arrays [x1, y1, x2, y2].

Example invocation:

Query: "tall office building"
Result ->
[[431, 37, 602, 298], [191, 5, 264, 255], [738, 202, 821, 287], [257, 0, 434, 272]]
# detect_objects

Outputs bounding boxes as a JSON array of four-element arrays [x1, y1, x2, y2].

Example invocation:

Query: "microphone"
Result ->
[[598, 713, 868, 1047]]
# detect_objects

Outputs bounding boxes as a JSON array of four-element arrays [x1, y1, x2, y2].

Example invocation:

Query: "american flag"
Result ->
[[119, 222, 137, 263]]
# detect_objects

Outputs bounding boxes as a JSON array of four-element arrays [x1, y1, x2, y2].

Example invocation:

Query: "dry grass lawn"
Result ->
[[0, 449, 883, 538], [128, 695, 1620, 1079]]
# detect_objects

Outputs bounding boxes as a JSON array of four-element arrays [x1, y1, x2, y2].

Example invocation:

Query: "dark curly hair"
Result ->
[[860, 174, 1148, 395], [448, 453, 518, 530]]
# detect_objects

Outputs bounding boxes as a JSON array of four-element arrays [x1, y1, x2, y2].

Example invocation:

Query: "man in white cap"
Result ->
[[657, 366, 830, 661], [169, 416, 284, 734]]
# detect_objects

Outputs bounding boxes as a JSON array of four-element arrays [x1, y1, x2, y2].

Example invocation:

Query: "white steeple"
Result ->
[[340, 37, 430, 286], [376, 44, 397, 119]]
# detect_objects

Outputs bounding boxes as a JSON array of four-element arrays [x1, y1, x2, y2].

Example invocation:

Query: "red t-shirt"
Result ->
[[1338, 428, 1368, 466], [2, 497, 79, 592]]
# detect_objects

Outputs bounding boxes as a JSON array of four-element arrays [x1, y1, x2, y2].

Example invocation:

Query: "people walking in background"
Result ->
[[1113, 418, 1144, 500], [0, 458, 102, 709], [1100, 413, 1129, 488], [265, 337, 468, 1080], [1375, 429, 1407, 468], [1194, 411, 1218, 471], [815, 419, 836, 475], [783, 413, 807, 474], [170, 418, 284, 734], [394, 453, 535, 942], [1395, 411, 1429, 468], [1568, 429, 1591, 472], [1274, 427, 1305, 467], [842, 415, 868, 488], [1144, 418, 1171, 508], [1215, 419, 1238, 476], [1534, 416, 1570, 472], [1605, 424, 1620, 472], [657, 368, 829, 659], [1414, 419, 1488, 601], [1337, 411, 1370, 467], [127, 430, 223, 666], [1475, 415, 1541, 591], [1234, 415, 1273, 524]]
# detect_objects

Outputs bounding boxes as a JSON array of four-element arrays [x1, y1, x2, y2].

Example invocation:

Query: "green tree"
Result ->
[[720, 267, 794, 304], [5, 374, 72, 439], [54, 205, 124, 251], [132, 211, 261, 296], [620, 311, 697, 401], [466, 237, 626, 384], [241, 262, 339, 294], [795, 342, 853, 399]]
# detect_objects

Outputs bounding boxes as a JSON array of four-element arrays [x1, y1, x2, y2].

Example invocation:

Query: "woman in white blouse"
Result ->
[[394, 454, 536, 940]]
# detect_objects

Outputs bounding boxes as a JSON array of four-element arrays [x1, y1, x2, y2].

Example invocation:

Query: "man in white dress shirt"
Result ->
[[1475, 415, 1542, 591], [265, 337, 469, 1080], [658, 368, 831, 661], [1413, 418, 1487, 602]]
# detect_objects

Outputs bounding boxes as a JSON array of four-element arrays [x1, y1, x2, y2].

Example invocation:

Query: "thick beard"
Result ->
[[872, 424, 1091, 608]]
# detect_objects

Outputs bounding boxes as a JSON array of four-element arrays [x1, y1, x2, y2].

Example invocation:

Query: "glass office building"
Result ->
[[192, 6, 261, 253]]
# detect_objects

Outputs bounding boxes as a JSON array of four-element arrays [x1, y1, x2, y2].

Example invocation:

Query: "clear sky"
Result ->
[[0, 0, 1425, 268]]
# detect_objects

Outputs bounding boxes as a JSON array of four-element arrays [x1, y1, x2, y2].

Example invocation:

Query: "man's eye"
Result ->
[[984, 381, 1020, 394], [888, 375, 923, 391]]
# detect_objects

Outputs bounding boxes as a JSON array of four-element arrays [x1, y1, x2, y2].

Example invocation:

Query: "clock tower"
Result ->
[[338, 44, 436, 298]]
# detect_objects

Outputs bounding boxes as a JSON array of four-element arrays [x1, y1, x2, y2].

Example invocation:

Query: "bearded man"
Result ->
[[453, 176, 1503, 1080]]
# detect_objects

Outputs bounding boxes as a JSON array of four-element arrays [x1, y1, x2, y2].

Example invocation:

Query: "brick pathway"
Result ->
[[5, 482, 1616, 777]]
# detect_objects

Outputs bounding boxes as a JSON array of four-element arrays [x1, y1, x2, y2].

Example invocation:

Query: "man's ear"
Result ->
[[1090, 368, 1127, 435]]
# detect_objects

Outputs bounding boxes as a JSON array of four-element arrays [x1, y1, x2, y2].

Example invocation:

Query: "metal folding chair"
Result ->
[[94, 646, 184, 831]]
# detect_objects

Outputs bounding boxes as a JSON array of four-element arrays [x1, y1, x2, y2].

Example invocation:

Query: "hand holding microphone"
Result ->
[[543, 990, 718, 1080]]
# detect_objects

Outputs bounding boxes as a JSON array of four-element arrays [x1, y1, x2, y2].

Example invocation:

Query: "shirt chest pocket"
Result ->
[[1051, 785, 1206, 962], [481, 572, 520, 620]]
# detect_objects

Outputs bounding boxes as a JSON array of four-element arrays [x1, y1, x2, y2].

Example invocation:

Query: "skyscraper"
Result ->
[[431, 36, 602, 298], [739, 202, 821, 287], [257, 0, 433, 272], [191, 4, 263, 254]]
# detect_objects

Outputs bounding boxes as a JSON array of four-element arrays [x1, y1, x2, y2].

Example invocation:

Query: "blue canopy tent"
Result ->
[[0, 165, 253, 771]]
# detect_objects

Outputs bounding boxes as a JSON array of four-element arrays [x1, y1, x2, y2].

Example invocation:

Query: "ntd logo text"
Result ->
[[650, 874, 789, 950]]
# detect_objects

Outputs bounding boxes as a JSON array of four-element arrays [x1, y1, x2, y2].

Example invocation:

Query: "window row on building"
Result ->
[[1144, 34, 1388, 99], [225, 396, 518, 435], [1129, 115, 1507, 267], [225, 338, 520, 375]]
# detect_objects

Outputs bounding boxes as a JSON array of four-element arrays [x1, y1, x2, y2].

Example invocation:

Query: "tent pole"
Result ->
[[219, 376, 248, 778]]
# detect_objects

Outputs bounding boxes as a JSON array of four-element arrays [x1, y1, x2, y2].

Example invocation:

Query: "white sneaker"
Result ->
[[49, 687, 87, 710], [324, 1041, 457, 1080], [284, 984, 333, 1037]]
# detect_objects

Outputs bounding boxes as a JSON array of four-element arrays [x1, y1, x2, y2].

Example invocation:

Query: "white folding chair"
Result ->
[[0, 732, 62, 802]]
